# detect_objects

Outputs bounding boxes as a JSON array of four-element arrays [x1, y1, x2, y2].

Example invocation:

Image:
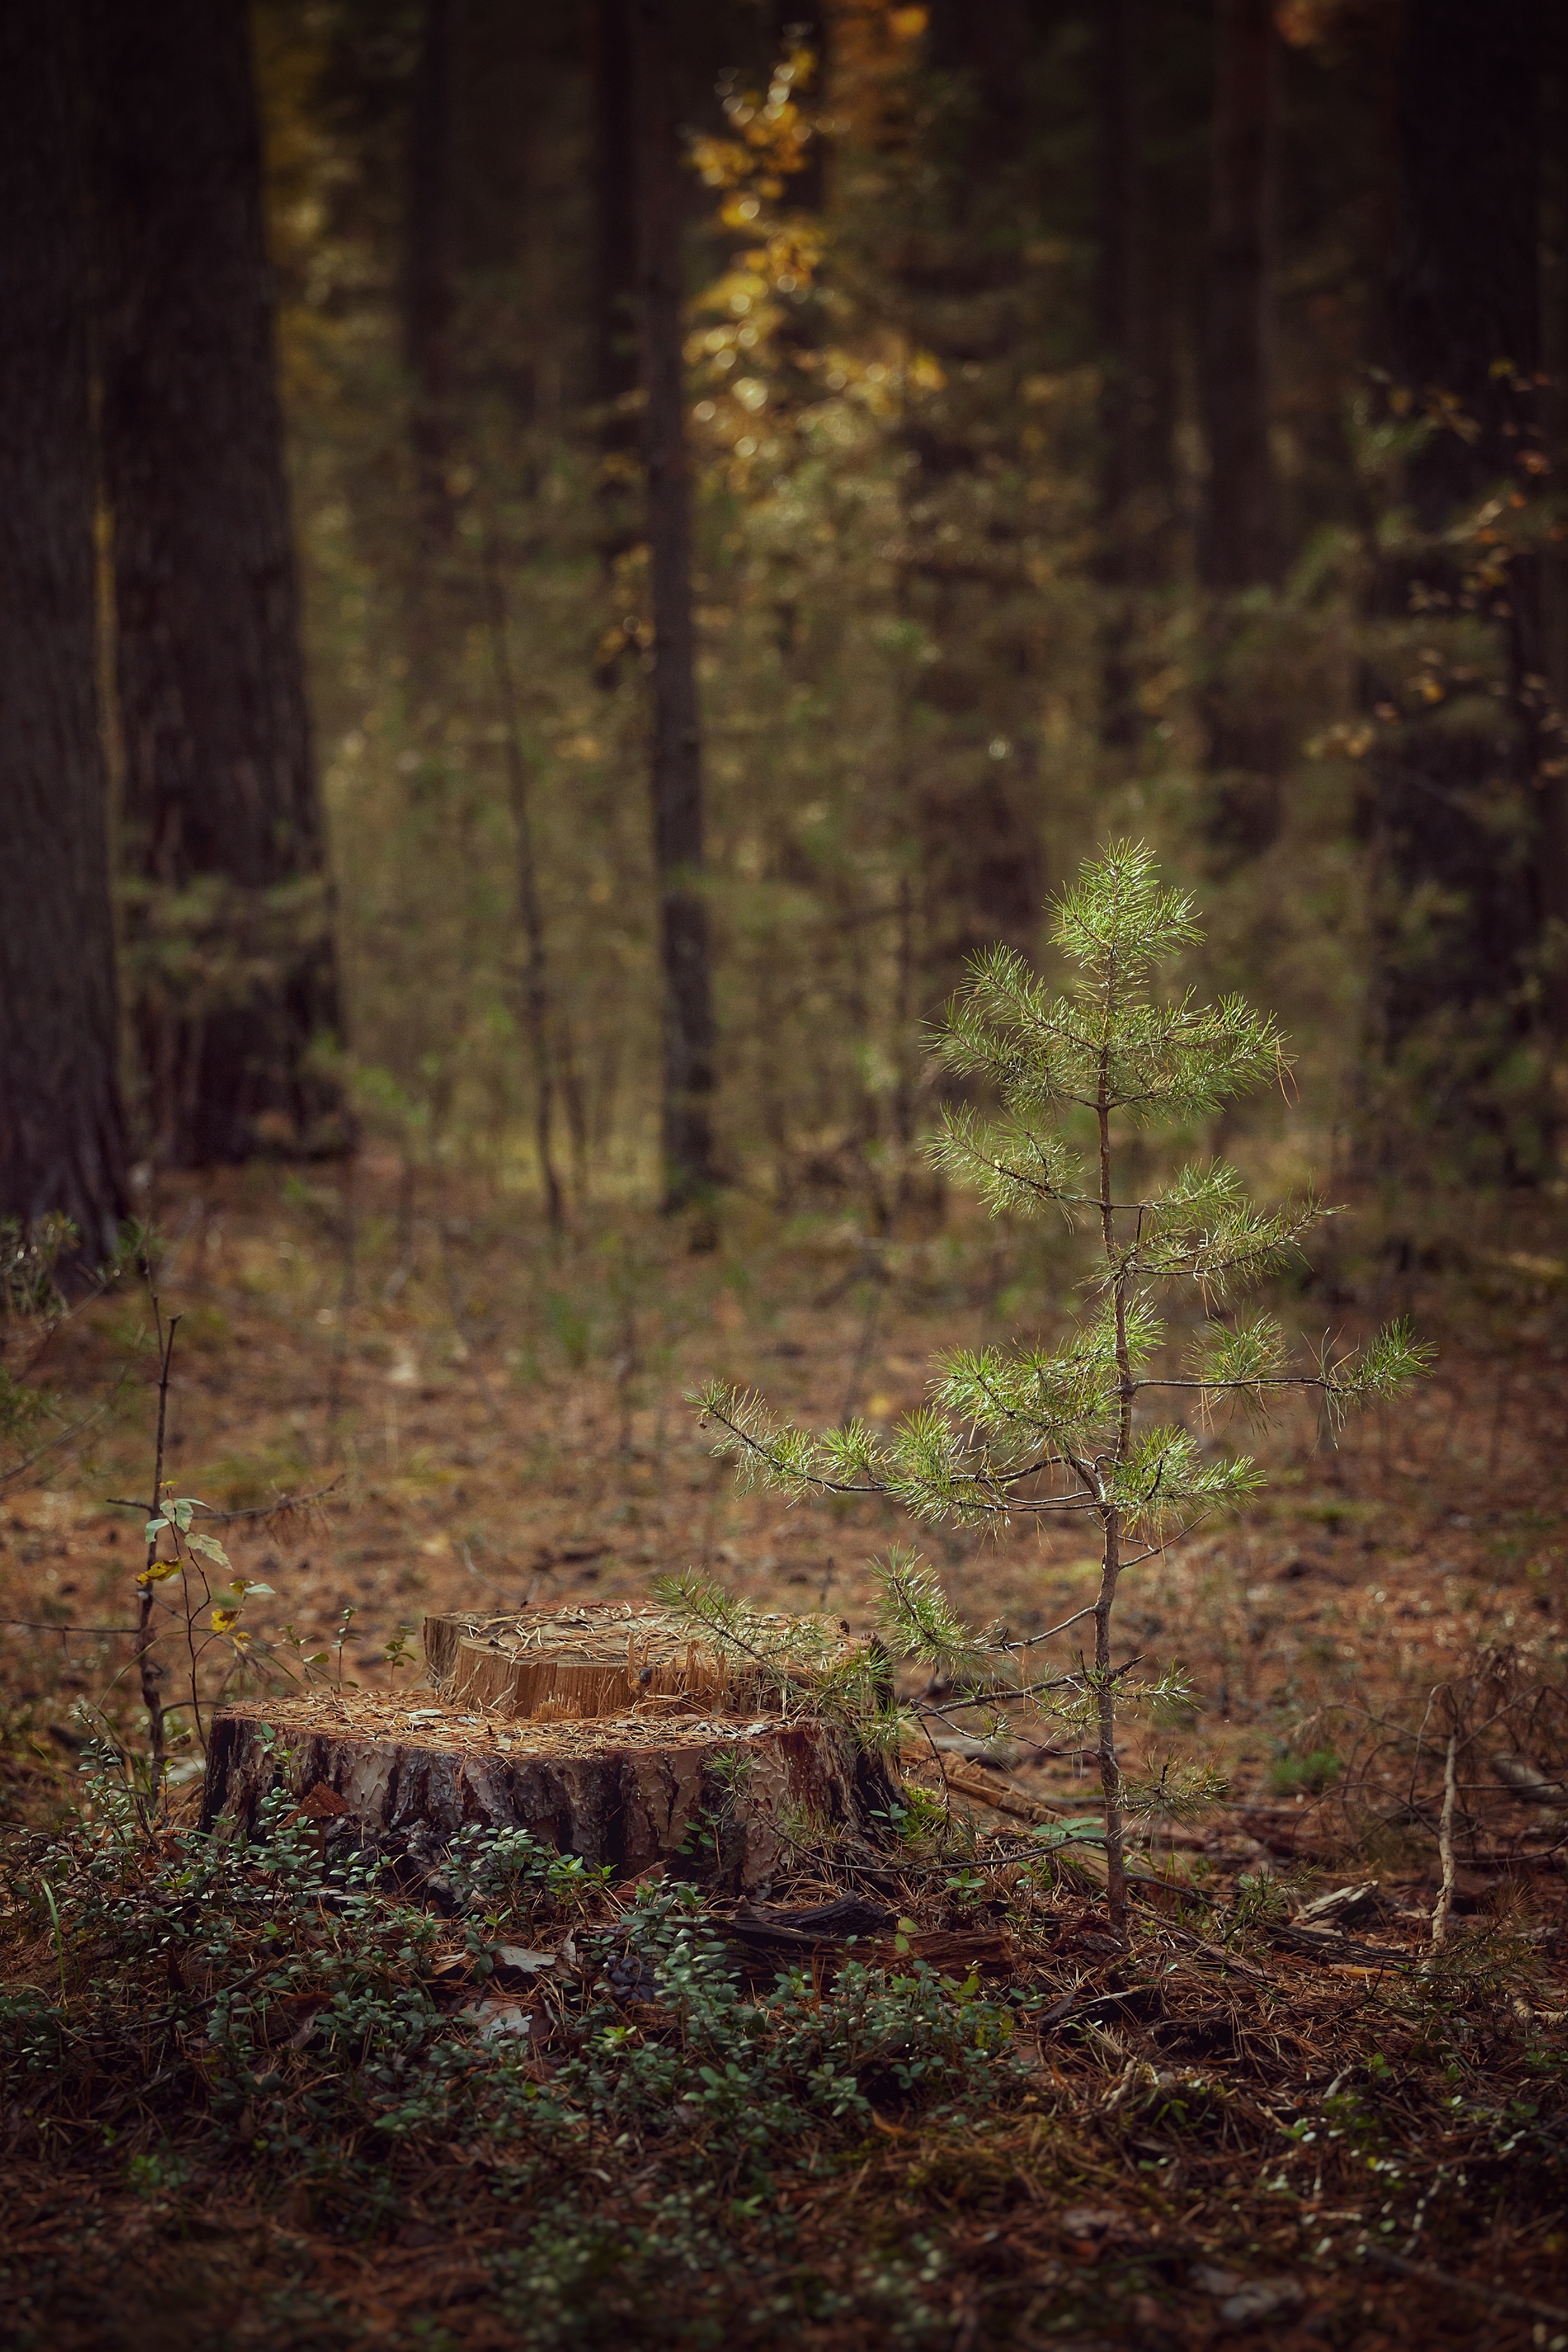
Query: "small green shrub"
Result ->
[[2, 1774, 1020, 2334], [1268, 1746, 1341, 1796]]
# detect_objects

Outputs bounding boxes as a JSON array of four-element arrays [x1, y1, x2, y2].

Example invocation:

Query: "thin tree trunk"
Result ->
[[894, 0, 1044, 1011], [1096, 0, 1143, 753], [1542, 31, 1568, 1044], [133, 1308, 179, 1777], [589, 0, 646, 719], [481, 534, 564, 1230], [1199, 0, 1282, 861], [404, 0, 466, 722], [1429, 1726, 1458, 1950], [593, 0, 640, 432], [90, 0, 342, 1169], [0, 5, 129, 1263], [1094, 1510, 1127, 1938], [632, 0, 718, 1214], [1094, 0, 1178, 758], [1201, 0, 1278, 593], [1096, 1055, 1130, 1939], [888, 0, 1048, 1011], [590, 0, 642, 669]]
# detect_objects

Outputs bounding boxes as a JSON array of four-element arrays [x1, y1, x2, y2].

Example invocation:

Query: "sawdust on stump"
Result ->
[[201, 1603, 897, 1890], [423, 1599, 869, 1720]]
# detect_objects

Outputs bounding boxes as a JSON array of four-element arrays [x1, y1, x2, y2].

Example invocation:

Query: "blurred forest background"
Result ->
[[7, 18, 1568, 2337], [5, 0, 1566, 1246]]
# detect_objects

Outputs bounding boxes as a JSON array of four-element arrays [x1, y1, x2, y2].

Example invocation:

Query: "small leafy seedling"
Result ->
[[112, 1265, 278, 1802]]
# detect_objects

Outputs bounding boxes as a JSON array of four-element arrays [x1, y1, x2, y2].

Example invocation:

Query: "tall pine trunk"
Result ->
[[593, 0, 641, 578], [1201, 0, 1278, 593], [0, 5, 129, 1260], [90, 0, 342, 1168], [1096, 0, 1176, 756], [1199, 0, 1282, 861], [1542, 19, 1568, 1042], [404, 0, 466, 729], [900, 0, 1044, 1012], [632, 0, 718, 1213], [1367, 0, 1549, 1183]]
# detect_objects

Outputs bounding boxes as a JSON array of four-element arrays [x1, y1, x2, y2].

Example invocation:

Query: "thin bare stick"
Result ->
[[916, 1654, 1142, 1718], [132, 1294, 180, 1782], [105, 1475, 345, 1527], [180, 1558, 205, 1747], [0, 1393, 118, 1490], [1, 1619, 142, 1635], [1430, 1725, 1459, 1949], [999, 1599, 1099, 1651], [1095, 1038, 1129, 1940]]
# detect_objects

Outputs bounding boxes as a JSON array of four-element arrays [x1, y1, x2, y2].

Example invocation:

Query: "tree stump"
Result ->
[[201, 1603, 897, 1892]]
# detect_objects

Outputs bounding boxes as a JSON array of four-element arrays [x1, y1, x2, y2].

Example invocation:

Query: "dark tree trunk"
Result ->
[[1097, 0, 1150, 753], [481, 533, 564, 1230], [404, 0, 466, 717], [1197, 0, 1282, 864], [0, 7, 129, 1262], [632, 0, 717, 1213], [1542, 17, 1568, 1040], [590, 0, 642, 595], [1201, 0, 1279, 596], [1367, 0, 1548, 1182], [1097, 0, 1181, 761], [593, 0, 639, 422], [900, 0, 1044, 1011], [925, 0, 1029, 169], [90, 0, 341, 1171]]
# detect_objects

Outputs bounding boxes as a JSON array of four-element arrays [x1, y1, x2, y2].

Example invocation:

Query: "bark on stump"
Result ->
[[201, 1604, 896, 1891]]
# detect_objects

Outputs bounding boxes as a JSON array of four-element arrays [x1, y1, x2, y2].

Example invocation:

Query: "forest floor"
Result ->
[[1, 1162, 1566, 2350]]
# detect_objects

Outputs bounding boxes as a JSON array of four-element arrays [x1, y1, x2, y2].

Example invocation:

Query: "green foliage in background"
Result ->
[[252, 11, 1413, 1212]]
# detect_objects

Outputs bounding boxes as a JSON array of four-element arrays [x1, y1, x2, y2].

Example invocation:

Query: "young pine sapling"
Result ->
[[697, 843, 1429, 1932]]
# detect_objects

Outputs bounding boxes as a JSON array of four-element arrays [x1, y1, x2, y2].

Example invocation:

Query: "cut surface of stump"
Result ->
[[423, 1599, 869, 1722], [201, 1605, 897, 1891]]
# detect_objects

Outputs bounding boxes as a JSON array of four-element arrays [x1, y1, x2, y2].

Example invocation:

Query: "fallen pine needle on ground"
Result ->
[[2, 1167, 1566, 2348]]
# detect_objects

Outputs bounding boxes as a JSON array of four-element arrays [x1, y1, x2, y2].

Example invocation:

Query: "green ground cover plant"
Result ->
[[1, 1749, 1021, 2347]]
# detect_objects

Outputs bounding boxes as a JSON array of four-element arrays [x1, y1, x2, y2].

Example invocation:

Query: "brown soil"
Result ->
[[2, 1164, 1566, 2347]]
